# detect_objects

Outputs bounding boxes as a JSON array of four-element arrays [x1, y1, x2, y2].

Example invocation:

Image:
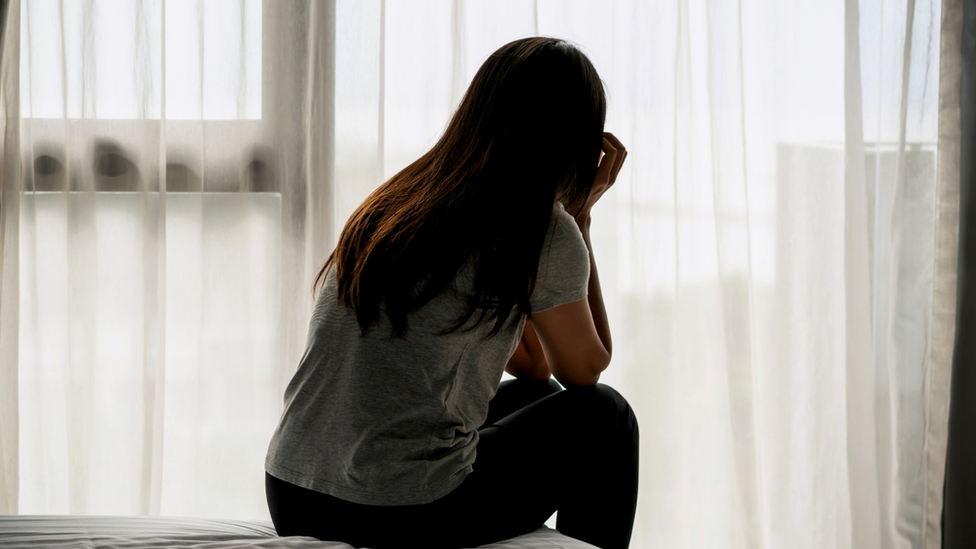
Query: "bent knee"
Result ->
[[597, 384, 639, 438], [565, 383, 639, 441]]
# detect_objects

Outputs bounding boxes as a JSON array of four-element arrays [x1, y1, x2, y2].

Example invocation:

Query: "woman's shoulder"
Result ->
[[548, 201, 582, 241], [532, 201, 589, 312]]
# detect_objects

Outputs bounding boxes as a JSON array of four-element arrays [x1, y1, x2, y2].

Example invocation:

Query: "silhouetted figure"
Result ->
[[265, 37, 638, 549]]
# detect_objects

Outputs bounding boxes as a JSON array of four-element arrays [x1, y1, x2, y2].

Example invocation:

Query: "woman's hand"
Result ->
[[578, 132, 627, 220]]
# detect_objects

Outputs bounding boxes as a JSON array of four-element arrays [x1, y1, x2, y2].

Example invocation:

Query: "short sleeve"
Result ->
[[529, 202, 590, 313]]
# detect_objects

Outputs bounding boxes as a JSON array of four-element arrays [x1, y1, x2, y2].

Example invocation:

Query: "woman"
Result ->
[[265, 37, 639, 549]]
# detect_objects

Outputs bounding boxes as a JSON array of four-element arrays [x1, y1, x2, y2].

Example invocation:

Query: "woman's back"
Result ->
[[265, 201, 589, 506]]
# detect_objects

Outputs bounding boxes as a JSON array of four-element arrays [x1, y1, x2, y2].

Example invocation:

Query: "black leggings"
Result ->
[[265, 378, 640, 549]]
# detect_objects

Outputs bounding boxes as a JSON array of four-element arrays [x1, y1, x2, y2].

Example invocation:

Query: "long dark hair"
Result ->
[[314, 37, 607, 339]]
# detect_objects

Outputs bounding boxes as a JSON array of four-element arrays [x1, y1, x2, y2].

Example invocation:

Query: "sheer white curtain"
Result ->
[[0, 0, 334, 519], [0, 1, 957, 549]]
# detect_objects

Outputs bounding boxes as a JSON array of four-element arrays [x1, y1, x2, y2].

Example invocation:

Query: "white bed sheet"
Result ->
[[0, 515, 598, 549]]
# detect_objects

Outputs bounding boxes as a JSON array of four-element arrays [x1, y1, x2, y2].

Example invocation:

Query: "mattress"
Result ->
[[0, 515, 598, 549]]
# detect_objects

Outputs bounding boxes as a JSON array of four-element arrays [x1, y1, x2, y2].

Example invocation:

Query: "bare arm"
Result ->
[[504, 320, 551, 380], [507, 216, 611, 384], [530, 132, 626, 387], [574, 213, 612, 358], [504, 216, 611, 381]]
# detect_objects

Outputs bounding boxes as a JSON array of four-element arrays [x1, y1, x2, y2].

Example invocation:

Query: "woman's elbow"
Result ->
[[553, 349, 609, 387]]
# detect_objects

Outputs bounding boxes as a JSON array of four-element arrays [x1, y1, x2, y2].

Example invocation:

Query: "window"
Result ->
[[17, 1, 282, 516], [21, 0, 262, 120]]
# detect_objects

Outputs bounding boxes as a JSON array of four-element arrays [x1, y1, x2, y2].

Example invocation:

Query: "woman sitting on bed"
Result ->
[[264, 36, 639, 549]]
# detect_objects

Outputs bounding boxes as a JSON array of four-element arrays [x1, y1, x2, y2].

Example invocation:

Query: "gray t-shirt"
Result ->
[[264, 201, 590, 506]]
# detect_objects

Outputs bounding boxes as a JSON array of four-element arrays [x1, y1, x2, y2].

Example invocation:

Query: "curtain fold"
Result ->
[[0, 0, 22, 517], [0, 1, 961, 548], [927, 2, 962, 549], [843, 0, 881, 546], [942, 0, 973, 546]]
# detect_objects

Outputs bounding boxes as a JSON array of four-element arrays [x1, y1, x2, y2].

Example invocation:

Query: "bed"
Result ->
[[0, 515, 598, 548]]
